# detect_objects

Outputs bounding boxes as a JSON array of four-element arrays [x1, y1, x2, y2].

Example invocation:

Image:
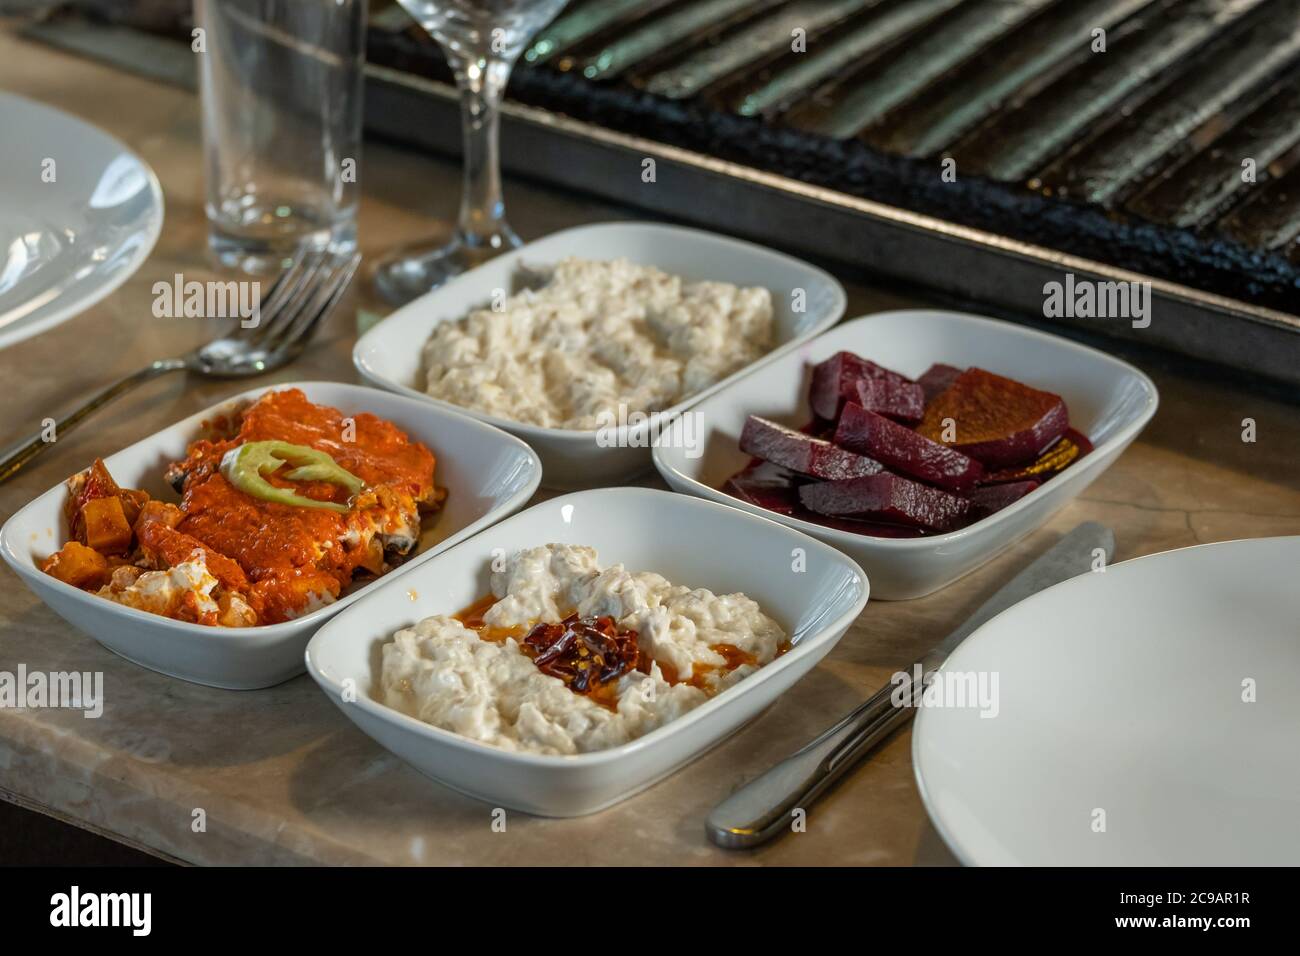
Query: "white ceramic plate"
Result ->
[[0, 382, 541, 689], [0, 93, 164, 349], [354, 222, 846, 488], [305, 487, 868, 816], [913, 536, 1300, 866], [653, 310, 1158, 599]]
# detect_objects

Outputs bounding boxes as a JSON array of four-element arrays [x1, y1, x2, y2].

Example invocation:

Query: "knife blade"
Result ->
[[705, 521, 1115, 849]]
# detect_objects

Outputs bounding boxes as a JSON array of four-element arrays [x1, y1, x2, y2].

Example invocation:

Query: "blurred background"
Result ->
[[4, 0, 1300, 388]]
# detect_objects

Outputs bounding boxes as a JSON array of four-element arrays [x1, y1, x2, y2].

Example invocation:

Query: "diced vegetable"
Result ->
[[81, 495, 133, 554], [65, 459, 150, 545], [133, 499, 184, 533], [40, 541, 111, 589]]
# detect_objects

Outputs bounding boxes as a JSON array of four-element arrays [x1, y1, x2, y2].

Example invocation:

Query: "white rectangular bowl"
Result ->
[[353, 222, 846, 488], [653, 310, 1158, 600], [304, 487, 868, 817], [0, 382, 542, 689]]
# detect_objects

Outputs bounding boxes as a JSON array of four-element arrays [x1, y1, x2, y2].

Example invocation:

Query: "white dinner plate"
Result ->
[[355, 222, 846, 488], [0, 382, 541, 689], [305, 487, 868, 816], [913, 536, 1300, 865], [653, 310, 1157, 599], [0, 92, 164, 349]]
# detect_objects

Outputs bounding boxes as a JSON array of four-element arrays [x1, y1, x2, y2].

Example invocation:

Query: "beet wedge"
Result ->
[[964, 480, 1040, 521], [853, 377, 925, 423], [799, 473, 971, 532], [917, 363, 962, 404], [917, 367, 1068, 469], [834, 403, 983, 492], [809, 351, 911, 421], [740, 415, 882, 481]]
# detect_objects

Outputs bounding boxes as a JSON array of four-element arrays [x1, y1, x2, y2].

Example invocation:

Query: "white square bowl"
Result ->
[[303, 487, 868, 817], [353, 222, 846, 488], [0, 381, 542, 689], [653, 310, 1158, 600]]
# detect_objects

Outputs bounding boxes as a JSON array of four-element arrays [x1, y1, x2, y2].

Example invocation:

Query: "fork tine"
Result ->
[[262, 251, 361, 356], [249, 255, 298, 314], [240, 246, 331, 346], [230, 250, 309, 340]]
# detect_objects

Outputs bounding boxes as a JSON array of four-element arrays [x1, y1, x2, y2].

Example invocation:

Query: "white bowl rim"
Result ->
[[652, 308, 1160, 552], [304, 485, 869, 769], [352, 220, 848, 443], [0, 379, 542, 639]]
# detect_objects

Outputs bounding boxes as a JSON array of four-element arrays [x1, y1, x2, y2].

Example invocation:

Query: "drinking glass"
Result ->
[[196, 0, 366, 274], [373, 0, 570, 304]]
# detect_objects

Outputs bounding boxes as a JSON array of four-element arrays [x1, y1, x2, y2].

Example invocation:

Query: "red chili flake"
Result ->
[[523, 614, 640, 694]]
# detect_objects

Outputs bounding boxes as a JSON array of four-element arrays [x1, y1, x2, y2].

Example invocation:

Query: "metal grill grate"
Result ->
[[522, 0, 1300, 250], [370, 0, 1300, 312]]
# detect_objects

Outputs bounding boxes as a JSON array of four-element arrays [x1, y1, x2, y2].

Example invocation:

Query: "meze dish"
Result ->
[[381, 543, 789, 755], [39, 388, 445, 627], [723, 352, 1092, 537], [420, 257, 775, 430]]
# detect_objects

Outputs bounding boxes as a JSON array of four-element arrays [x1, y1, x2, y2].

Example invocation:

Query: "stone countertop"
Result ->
[[1, 27, 1298, 866]]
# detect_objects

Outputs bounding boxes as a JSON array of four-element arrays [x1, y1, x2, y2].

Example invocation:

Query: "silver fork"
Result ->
[[0, 245, 361, 484]]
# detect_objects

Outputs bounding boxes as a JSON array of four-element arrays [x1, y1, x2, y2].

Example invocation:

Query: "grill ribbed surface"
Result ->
[[367, 0, 1300, 310]]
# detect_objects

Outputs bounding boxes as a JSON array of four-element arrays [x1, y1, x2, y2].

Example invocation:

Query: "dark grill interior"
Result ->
[[364, 0, 1300, 313]]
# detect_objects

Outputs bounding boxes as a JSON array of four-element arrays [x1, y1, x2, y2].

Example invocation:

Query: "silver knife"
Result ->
[[706, 521, 1115, 849]]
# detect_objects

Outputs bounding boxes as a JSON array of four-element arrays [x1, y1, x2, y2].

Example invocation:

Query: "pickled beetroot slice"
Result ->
[[853, 378, 925, 423], [809, 351, 911, 420], [965, 480, 1039, 520], [917, 367, 1068, 469], [740, 416, 882, 481], [983, 428, 1093, 484], [833, 404, 983, 492], [918, 363, 962, 403], [798, 418, 836, 441], [799, 474, 971, 532]]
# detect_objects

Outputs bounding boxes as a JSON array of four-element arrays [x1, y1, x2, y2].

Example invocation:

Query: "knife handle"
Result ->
[[705, 670, 922, 849]]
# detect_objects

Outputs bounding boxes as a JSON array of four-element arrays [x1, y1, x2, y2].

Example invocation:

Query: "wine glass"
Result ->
[[374, 0, 570, 304]]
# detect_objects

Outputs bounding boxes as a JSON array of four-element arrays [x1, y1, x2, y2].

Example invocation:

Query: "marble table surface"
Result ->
[[1, 26, 1298, 866]]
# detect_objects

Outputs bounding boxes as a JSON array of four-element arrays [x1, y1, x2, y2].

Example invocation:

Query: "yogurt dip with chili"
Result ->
[[380, 544, 788, 755], [420, 258, 775, 430]]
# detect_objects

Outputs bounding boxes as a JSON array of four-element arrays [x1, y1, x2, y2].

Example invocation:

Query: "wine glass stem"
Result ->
[[450, 52, 517, 252]]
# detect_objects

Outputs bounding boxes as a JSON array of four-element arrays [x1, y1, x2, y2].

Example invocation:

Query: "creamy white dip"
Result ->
[[420, 258, 775, 430], [380, 544, 786, 755]]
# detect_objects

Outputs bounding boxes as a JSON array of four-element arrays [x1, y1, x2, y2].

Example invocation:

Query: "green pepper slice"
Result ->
[[219, 440, 365, 513]]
